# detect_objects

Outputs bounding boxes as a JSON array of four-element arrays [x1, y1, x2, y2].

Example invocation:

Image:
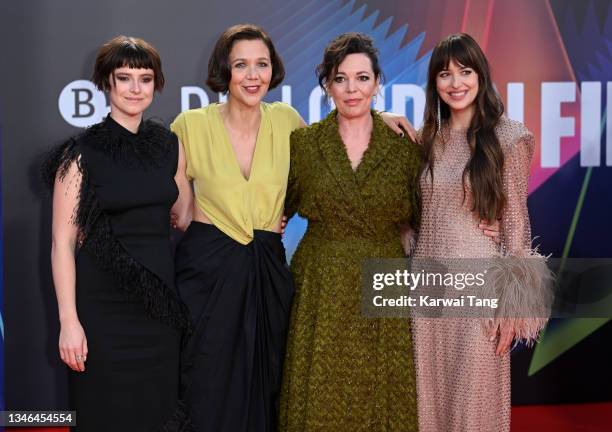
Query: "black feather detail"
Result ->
[[81, 119, 174, 170], [41, 137, 100, 243], [82, 213, 191, 330], [41, 121, 190, 331], [41, 137, 80, 190]]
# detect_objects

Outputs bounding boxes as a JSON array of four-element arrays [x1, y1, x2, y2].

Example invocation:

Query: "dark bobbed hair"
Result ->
[[92, 35, 164, 92], [206, 24, 285, 94], [317, 32, 383, 95], [422, 33, 506, 221]]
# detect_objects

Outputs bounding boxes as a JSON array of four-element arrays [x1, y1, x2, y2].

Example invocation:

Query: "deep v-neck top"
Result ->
[[171, 102, 302, 244]]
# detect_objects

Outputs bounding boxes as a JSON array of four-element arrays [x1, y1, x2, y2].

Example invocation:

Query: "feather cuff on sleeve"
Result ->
[[482, 249, 554, 346]]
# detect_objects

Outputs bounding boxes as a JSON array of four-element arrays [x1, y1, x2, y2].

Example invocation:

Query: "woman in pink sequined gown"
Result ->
[[412, 33, 549, 431]]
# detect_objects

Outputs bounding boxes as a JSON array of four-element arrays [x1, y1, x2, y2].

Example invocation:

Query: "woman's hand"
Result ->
[[488, 319, 515, 356], [380, 112, 418, 142], [170, 211, 180, 230], [281, 215, 288, 236], [399, 224, 416, 256], [59, 319, 88, 372], [51, 159, 87, 372], [479, 219, 500, 244]]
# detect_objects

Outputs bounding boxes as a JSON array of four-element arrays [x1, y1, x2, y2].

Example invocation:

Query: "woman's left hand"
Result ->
[[488, 319, 516, 356], [479, 219, 500, 244], [380, 112, 418, 142]]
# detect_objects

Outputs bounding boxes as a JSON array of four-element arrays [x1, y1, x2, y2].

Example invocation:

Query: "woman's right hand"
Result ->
[[59, 319, 88, 372], [280, 215, 289, 236]]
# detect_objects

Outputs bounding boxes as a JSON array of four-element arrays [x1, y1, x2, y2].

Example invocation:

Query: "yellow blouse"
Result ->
[[171, 102, 303, 245]]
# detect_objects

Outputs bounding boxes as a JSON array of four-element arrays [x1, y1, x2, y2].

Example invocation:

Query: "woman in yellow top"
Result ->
[[170, 25, 415, 432]]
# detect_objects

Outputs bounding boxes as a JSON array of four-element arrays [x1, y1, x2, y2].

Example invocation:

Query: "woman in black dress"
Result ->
[[43, 36, 192, 431]]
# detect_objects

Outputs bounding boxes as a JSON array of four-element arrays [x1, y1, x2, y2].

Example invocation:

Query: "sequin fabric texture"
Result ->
[[413, 116, 536, 432], [279, 111, 422, 431]]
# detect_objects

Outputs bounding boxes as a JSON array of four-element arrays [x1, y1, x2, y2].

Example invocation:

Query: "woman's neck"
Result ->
[[221, 98, 261, 132], [109, 110, 143, 133], [337, 111, 373, 137], [449, 104, 475, 131]]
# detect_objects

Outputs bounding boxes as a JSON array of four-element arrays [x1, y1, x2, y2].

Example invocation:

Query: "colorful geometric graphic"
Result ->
[[269, 0, 612, 401]]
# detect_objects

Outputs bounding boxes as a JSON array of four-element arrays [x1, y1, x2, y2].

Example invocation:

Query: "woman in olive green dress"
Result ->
[[279, 33, 421, 431]]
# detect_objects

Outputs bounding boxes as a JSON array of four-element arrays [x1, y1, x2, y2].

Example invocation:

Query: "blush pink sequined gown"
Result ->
[[413, 117, 536, 432]]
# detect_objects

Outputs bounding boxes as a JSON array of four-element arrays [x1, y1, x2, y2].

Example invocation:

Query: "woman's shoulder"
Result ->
[[172, 104, 217, 125], [264, 102, 303, 130], [288, 117, 329, 164], [496, 116, 534, 152], [264, 101, 297, 115], [49, 121, 107, 156], [374, 112, 422, 159], [139, 119, 176, 148], [170, 105, 221, 144], [80, 118, 177, 170], [289, 124, 312, 159], [143, 118, 171, 132], [290, 115, 328, 145], [41, 135, 83, 190], [41, 122, 102, 190], [69, 117, 170, 145]]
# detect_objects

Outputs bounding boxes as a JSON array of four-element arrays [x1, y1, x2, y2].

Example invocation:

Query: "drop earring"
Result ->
[[436, 95, 442, 135]]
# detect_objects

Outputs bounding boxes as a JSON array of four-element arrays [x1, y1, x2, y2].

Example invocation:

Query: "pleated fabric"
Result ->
[[176, 222, 294, 432]]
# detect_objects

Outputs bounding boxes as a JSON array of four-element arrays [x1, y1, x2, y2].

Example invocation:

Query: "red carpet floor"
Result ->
[[511, 402, 612, 432], [7, 402, 612, 432]]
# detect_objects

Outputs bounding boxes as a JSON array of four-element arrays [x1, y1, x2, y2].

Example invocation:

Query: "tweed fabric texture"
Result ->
[[279, 111, 422, 431]]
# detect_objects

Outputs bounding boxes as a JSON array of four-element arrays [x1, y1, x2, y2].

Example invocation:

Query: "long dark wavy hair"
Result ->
[[421, 33, 506, 221]]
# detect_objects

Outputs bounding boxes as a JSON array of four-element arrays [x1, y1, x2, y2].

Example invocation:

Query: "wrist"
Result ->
[[59, 311, 79, 325]]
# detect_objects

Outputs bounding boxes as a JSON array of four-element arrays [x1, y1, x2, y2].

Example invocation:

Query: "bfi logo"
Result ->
[[58, 80, 109, 127]]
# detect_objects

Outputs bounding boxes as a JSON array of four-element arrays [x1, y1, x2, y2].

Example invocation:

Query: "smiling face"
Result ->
[[227, 39, 272, 107], [108, 66, 155, 118], [327, 53, 379, 120], [435, 58, 479, 117]]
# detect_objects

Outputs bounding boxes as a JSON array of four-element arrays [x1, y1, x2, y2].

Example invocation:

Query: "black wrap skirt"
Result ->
[[176, 222, 294, 432]]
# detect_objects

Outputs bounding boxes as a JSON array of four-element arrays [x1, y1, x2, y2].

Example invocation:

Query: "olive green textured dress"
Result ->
[[279, 111, 421, 431]]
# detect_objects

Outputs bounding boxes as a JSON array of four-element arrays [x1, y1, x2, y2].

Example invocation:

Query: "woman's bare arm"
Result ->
[[171, 139, 194, 231], [51, 159, 87, 372]]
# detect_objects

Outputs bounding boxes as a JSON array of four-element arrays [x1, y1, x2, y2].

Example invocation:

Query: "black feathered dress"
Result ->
[[43, 116, 192, 432]]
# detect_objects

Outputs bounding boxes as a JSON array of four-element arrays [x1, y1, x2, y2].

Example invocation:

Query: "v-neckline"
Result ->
[[318, 110, 392, 192], [334, 112, 376, 175], [214, 103, 265, 182]]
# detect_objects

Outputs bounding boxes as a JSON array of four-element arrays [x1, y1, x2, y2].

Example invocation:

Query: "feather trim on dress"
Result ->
[[42, 126, 190, 331], [482, 247, 554, 346]]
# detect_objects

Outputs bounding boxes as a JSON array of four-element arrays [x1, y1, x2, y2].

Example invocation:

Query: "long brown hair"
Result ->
[[421, 33, 505, 221]]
